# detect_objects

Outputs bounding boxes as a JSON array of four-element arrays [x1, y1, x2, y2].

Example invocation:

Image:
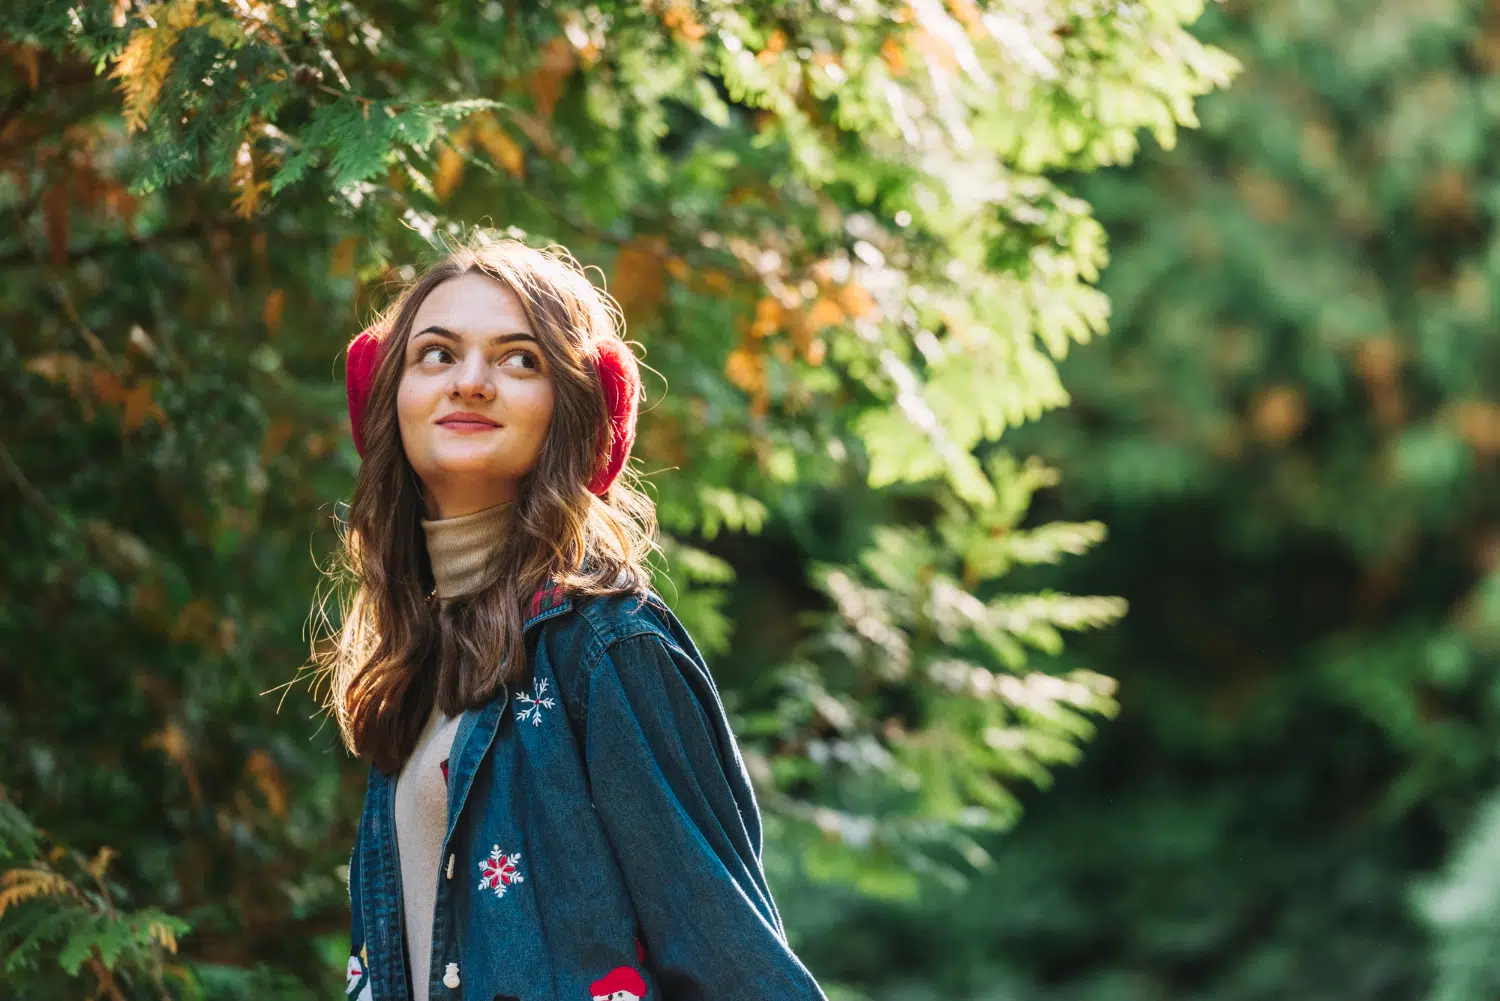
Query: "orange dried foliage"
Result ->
[[4, 43, 40, 88], [639, 410, 689, 465], [726, 185, 761, 207], [946, 0, 985, 33], [471, 113, 526, 177], [1456, 401, 1500, 456], [758, 29, 787, 65], [1473, 13, 1500, 74], [231, 140, 269, 219], [528, 36, 578, 122], [260, 420, 295, 464], [700, 270, 735, 295], [661, 3, 707, 44], [25, 353, 166, 432], [612, 236, 669, 327], [881, 37, 908, 76], [131, 579, 169, 629], [1354, 336, 1405, 427], [245, 749, 288, 819], [836, 282, 876, 318], [1355, 337, 1402, 387], [912, 25, 960, 74], [331, 237, 358, 276], [262, 288, 286, 335], [506, 108, 561, 159], [1417, 167, 1473, 225], [750, 297, 784, 338], [119, 380, 163, 433], [806, 297, 846, 332], [144, 721, 204, 808], [724, 345, 764, 393], [1251, 385, 1308, 444], [112, 1, 199, 133], [86, 846, 116, 881], [170, 599, 215, 645], [0, 868, 78, 920], [433, 143, 466, 200]]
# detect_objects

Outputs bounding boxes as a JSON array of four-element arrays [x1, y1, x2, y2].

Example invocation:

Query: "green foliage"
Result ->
[[0, 0, 1229, 995], [0, 801, 39, 864], [0, 801, 188, 995], [1416, 789, 1500, 1001], [271, 98, 504, 194], [756, 455, 1125, 897], [791, 2, 1500, 999]]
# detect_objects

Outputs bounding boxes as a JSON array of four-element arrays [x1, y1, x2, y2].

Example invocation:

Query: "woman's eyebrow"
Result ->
[[413, 325, 536, 344]]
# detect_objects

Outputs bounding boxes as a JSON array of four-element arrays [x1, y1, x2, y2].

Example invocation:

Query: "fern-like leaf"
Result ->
[[0, 868, 77, 920]]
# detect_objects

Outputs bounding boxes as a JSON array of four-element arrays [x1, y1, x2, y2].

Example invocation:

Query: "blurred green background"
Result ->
[[4, 1, 1500, 999]]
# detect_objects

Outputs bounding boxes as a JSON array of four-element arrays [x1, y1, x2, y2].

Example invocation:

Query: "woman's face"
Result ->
[[397, 271, 556, 519]]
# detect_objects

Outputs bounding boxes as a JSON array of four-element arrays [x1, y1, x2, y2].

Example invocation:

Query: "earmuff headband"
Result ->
[[344, 326, 639, 497]]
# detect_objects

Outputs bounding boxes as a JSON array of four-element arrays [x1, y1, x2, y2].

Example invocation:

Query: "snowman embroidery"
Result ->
[[345, 944, 374, 1001], [515, 677, 555, 725], [477, 845, 525, 898], [589, 966, 647, 1000]]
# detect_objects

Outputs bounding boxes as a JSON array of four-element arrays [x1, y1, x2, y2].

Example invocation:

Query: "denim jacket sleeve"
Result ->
[[581, 630, 828, 1001]]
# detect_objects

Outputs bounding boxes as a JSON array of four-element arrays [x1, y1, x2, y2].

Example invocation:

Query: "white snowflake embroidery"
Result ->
[[477, 845, 524, 898], [346, 954, 373, 1001], [514, 677, 555, 726]]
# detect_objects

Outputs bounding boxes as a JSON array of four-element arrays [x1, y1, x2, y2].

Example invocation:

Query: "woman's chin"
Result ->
[[427, 449, 524, 482]]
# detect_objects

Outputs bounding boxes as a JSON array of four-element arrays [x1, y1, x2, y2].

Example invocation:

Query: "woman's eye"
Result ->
[[417, 345, 451, 365], [499, 349, 540, 370]]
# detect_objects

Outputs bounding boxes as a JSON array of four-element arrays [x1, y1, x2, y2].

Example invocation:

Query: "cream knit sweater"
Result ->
[[395, 500, 512, 1001]]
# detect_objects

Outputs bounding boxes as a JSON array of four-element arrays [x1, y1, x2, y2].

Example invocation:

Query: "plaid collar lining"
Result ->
[[522, 579, 572, 631]]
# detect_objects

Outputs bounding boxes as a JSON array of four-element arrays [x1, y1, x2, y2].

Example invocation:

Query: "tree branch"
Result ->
[[0, 221, 219, 270], [0, 441, 63, 526]]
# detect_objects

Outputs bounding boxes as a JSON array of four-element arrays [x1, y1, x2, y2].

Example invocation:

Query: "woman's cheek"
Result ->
[[395, 379, 434, 460]]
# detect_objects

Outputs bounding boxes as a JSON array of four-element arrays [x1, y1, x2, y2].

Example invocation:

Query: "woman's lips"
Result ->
[[436, 412, 501, 433]]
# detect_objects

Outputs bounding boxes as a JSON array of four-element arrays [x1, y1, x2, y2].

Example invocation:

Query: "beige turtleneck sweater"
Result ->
[[396, 500, 512, 1001]]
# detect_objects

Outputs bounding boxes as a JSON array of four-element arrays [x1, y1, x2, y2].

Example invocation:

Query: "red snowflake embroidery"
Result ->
[[477, 845, 524, 898], [590, 965, 647, 1000]]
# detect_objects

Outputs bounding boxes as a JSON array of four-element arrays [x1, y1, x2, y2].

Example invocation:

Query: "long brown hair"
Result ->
[[314, 236, 657, 774]]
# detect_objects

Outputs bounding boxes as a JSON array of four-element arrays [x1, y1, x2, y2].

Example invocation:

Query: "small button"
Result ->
[[445, 853, 455, 879], [443, 962, 460, 989]]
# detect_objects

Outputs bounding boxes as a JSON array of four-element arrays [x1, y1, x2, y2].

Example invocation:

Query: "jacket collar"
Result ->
[[522, 578, 572, 633]]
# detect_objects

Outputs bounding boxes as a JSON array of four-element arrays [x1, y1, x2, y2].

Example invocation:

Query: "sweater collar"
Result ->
[[419, 500, 576, 629], [420, 501, 513, 601]]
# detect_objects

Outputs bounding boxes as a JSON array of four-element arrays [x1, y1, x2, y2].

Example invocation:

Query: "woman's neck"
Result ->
[[422, 478, 518, 521], [421, 501, 513, 601]]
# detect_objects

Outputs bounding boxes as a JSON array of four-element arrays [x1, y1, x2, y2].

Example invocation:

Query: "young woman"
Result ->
[[323, 237, 828, 1001]]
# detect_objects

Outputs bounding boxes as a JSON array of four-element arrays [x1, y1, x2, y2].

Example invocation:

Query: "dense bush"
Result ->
[[0, 2, 1229, 995], [795, 5, 1500, 999]]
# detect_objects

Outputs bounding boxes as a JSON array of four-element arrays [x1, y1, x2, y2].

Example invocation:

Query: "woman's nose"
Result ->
[[450, 352, 494, 399]]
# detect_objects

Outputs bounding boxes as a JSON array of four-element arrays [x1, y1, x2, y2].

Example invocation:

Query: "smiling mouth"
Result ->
[[438, 414, 501, 432], [437, 420, 502, 431]]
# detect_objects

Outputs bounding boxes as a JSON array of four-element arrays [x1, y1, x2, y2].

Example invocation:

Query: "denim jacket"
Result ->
[[344, 584, 829, 1001]]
